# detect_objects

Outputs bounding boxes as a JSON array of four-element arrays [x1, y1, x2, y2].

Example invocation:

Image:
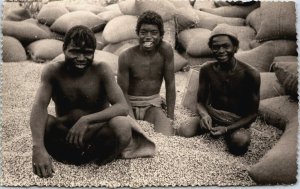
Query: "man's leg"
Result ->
[[176, 116, 204, 137], [91, 116, 132, 165], [144, 107, 174, 136], [225, 128, 251, 155], [44, 115, 88, 165]]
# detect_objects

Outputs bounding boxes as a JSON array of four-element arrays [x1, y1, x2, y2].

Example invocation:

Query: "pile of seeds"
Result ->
[[1, 63, 281, 187]]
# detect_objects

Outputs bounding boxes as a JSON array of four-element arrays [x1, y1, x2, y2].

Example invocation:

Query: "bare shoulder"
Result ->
[[93, 61, 115, 78], [159, 41, 173, 55], [201, 60, 217, 72], [119, 45, 139, 60], [237, 60, 260, 81], [41, 61, 63, 80]]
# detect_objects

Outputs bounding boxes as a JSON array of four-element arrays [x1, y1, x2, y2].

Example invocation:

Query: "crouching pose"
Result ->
[[30, 26, 155, 178], [118, 11, 176, 136], [177, 30, 260, 155]]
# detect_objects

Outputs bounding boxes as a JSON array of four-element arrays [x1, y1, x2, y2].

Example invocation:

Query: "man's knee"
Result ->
[[227, 129, 251, 155], [177, 117, 200, 137], [108, 116, 132, 146]]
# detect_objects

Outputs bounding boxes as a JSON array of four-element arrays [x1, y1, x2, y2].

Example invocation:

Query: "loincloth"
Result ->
[[206, 105, 241, 126], [129, 94, 163, 120]]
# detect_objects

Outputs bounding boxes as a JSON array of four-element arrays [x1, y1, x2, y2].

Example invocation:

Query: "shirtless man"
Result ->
[[30, 26, 150, 178], [177, 30, 260, 155], [118, 11, 176, 136]]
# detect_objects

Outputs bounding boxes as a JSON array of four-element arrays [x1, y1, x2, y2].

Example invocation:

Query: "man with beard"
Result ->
[[118, 11, 176, 136], [177, 30, 260, 155], [30, 26, 155, 178]]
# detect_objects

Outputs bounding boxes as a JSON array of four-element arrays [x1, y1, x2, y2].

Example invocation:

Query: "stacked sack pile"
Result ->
[[179, 0, 298, 185], [2, 0, 298, 185]]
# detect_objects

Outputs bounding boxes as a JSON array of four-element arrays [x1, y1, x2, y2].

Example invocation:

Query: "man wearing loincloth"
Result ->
[[30, 26, 155, 178], [177, 29, 260, 155], [118, 11, 176, 136]]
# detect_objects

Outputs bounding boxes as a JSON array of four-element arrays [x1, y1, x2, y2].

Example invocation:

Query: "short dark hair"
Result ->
[[136, 11, 164, 37], [63, 25, 96, 51], [208, 34, 239, 49]]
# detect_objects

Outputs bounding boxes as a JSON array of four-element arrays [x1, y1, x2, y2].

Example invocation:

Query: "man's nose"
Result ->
[[77, 54, 85, 61]]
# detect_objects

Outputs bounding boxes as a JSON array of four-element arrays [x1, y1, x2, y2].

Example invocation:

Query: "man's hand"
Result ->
[[199, 115, 212, 131], [32, 146, 54, 178], [66, 118, 89, 149], [210, 126, 227, 136]]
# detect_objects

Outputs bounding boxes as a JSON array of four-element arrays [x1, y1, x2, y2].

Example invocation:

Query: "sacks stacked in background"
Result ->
[[3, 36, 27, 62]]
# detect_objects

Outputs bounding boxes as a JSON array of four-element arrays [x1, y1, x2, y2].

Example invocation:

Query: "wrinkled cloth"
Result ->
[[206, 105, 241, 126], [129, 94, 162, 120], [121, 116, 156, 159]]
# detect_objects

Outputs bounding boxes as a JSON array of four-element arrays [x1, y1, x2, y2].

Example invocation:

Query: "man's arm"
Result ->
[[197, 65, 212, 130], [30, 64, 55, 178], [117, 51, 135, 118], [163, 44, 176, 120]]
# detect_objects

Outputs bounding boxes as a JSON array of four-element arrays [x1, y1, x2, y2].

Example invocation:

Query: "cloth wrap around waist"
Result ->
[[129, 94, 162, 120], [206, 105, 241, 126]]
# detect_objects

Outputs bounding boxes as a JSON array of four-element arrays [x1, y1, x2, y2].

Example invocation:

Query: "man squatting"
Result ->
[[178, 28, 261, 155], [30, 10, 260, 178]]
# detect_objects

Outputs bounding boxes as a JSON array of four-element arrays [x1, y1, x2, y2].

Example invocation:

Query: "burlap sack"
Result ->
[[260, 72, 285, 100], [256, 2, 296, 41], [194, 0, 216, 9], [245, 8, 261, 33], [66, 4, 107, 14], [213, 24, 256, 51], [105, 3, 121, 12], [181, 69, 199, 113], [3, 36, 27, 62], [249, 96, 298, 184], [174, 51, 188, 73], [200, 3, 259, 18], [4, 7, 31, 21], [135, 0, 177, 21], [27, 39, 63, 63], [235, 40, 297, 72], [37, 4, 69, 26], [271, 56, 298, 100], [249, 40, 261, 49], [163, 19, 176, 49], [3, 21, 50, 44], [53, 50, 119, 75], [118, 0, 138, 15], [22, 18, 52, 33], [183, 53, 215, 68], [103, 39, 139, 55], [95, 32, 108, 50], [178, 28, 212, 57], [175, 7, 199, 32], [50, 11, 106, 34], [102, 15, 138, 44], [97, 10, 123, 22], [195, 11, 245, 30], [169, 0, 192, 8]]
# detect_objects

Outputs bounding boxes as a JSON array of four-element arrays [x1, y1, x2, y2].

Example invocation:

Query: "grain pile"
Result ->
[[1, 62, 282, 187]]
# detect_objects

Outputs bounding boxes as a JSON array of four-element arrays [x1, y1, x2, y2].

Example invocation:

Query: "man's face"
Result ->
[[210, 35, 237, 64], [138, 24, 161, 51], [64, 39, 95, 70]]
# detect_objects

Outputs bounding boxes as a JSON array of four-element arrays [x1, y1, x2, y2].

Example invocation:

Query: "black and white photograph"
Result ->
[[0, 0, 298, 187]]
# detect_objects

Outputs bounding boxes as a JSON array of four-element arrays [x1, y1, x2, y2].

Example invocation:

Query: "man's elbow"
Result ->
[[119, 103, 129, 116]]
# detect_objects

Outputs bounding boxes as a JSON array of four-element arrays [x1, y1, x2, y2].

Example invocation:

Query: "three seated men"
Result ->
[[30, 11, 260, 178]]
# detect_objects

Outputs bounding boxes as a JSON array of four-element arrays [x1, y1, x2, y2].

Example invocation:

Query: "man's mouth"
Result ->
[[75, 62, 87, 69], [143, 41, 154, 48]]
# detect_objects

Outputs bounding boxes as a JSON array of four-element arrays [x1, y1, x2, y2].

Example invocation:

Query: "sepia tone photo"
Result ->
[[0, 0, 298, 187]]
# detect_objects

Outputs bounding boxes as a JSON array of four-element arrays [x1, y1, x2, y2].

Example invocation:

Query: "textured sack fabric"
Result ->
[[200, 3, 259, 18], [103, 38, 139, 55], [102, 15, 138, 44], [250, 96, 298, 184], [174, 51, 188, 73], [3, 36, 27, 62], [95, 32, 108, 50], [260, 72, 285, 100], [271, 56, 298, 100], [245, 8, 261, 33], [27, 39, 63, 63], [169, 0, 192, 8], [181, 69, 199, 113], [97, 10, 123, 22], [235, 40, 297, 72], [195, 10, 245, 30], [118, 0, 137, 15], [51, 11, 106, 34], [178, 28, 211, 57], [163, 19, 176, 48], [2, 21, 50, 44], [4, 7, 31, 21], [53, 50, 119, 75], [212, 24, 256, 51], [37, 4, 69, 26], [256, 2, 296, 41], [66, 4, 107, 14], [175, 7, 200, 32]]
